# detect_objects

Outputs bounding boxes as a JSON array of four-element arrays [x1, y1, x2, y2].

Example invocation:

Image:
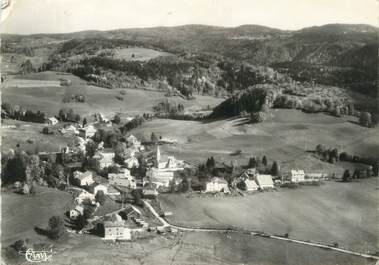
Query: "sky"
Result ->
[[0, 0, 377, 34]]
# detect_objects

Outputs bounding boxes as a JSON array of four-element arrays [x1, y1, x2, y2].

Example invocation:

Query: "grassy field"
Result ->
[[159, 178, 379, 254], [1, 185, 376, 265], [113, 47, 173, 61], [131, 109, 379, 175], [7, 228, 374, 265], [1, 186, 74, 246], [2, 71, 223, 118], [1, 119, 73, 153]]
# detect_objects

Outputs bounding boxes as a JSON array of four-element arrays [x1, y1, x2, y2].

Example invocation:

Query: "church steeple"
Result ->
[[156, 145, 160, 167]]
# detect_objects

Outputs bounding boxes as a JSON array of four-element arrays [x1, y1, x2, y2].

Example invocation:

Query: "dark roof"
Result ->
[[64, 162, 83, 168]]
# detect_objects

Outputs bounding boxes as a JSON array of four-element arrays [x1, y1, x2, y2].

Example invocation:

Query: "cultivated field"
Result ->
[[113, 47, 173, 61], [159, 178, 379, 254], [6, 227, 374, 265]]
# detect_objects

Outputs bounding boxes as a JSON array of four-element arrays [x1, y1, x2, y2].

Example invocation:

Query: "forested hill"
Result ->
[[2, 23, 378, 95]]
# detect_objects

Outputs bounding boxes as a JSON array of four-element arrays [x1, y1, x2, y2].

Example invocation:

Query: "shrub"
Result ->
[[48, 216, 66, 240], [359, 112, 372, 128], [42, 127, 50, 135], [251, 111, 266, 123]]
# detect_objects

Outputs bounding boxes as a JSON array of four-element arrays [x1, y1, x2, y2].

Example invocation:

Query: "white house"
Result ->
[[125, 157, 139, 169], [103, 221, 126, 240], [127, 135, 141, 149], [103, 214, 132, 240], [75, 191, 96, 205], [70, 205, 84, 220], [143, 188, 159, 198], [245, 179, 259, 191], [94, 151, 115, 169], [94, 184, 108, 195], [290, 170, 305, 183], [74, 171, 95, 186], [158, 137, 178, 144], [305, 173, 327, 181], [255, 174, 274, 189], [46, 117, 58, 125], [206, 177, 229, 193], [62, 125, 79, 135]]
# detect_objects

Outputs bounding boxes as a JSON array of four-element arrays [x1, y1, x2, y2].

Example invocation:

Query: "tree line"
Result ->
[[2, 102, 46, 123]]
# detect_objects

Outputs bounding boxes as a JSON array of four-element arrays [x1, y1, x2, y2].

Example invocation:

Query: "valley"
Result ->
[[1, 22, 378, 265]]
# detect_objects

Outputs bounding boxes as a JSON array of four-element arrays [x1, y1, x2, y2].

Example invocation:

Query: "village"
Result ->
[[6, 109, 364, 245]]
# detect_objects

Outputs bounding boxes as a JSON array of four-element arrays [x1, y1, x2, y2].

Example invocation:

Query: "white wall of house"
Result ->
[[94, 184, 108, 195], [290, 170, 305, 182], [80, 175, 94, 186], [206, 181, 228, 192]]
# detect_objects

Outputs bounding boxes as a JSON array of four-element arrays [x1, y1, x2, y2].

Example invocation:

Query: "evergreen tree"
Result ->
[[48, 216, 66, 240], [342, 169, 350, 182], [271, 161, 280, 176], [150, 132, 158, 144], [262, 156, 267, 166], [359, 112, 372, 127], [95, 190, 106, 206], [248, 157, 257, 168]]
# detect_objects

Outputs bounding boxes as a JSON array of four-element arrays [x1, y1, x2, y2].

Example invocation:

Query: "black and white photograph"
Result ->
[[0, 0, 378, 264]]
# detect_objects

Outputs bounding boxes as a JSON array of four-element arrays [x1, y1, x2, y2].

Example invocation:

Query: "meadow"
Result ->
[[2, 71, 223, 118], [1, 186, 74, 246], [131, 109, 379, 175], [160, 178, 379, 254], [113, 47, 173, 61]]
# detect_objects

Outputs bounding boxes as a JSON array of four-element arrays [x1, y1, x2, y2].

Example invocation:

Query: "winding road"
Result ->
[[143, 200, 379, 261]]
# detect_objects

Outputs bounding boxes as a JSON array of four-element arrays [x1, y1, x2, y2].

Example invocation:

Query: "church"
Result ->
[[146, 146, 184, 188]]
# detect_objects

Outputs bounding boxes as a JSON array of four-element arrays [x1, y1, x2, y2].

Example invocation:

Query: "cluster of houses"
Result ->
[[208, 168, 328, 194], [229, 168, 274, 193]]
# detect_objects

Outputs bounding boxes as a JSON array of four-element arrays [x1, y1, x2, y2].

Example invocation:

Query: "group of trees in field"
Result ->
[[153, 100, 185, 117], [274, 94, 355, 116], [70, 56, 193, 83], [210, 87, 267, 118], [58, 108, 81, 122], [121, 116, 145, 132], [314, 144, 340, 164], [217, 61, 284, 92], [314, 144, 379, 178], [62, 94, 86, 103], [1, 149, 69, 193], [2, 102, 46, 123], [247, 156, 281, 176], [359, 111, 373, 127], [92, 128, 122, 148], [20, 59, 36, 74], [342, 168, 374, 182]]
